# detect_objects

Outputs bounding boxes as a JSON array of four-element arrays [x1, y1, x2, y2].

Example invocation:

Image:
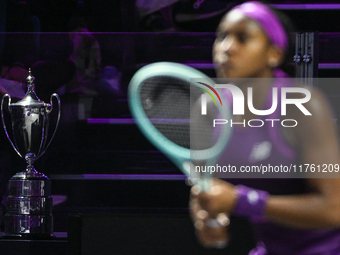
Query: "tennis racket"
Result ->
[[128, 62, 232, 190]]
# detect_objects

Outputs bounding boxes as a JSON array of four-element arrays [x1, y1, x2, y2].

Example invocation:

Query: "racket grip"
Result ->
[[198, 178, 213, 192]]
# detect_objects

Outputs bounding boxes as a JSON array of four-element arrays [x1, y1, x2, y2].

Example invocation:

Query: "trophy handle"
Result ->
[[1, 94, 23, 158], [36, 93, 61, 161]]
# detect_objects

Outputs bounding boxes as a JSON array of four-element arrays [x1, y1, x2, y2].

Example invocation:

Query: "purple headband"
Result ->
[[231, 1, 288, 51]]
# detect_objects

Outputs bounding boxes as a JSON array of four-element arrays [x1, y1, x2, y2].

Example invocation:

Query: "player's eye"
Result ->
[[216, 31, 228, 41], [236, 32, 248, 44]]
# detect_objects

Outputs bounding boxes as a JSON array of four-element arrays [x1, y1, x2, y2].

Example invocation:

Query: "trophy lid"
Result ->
[[10, 68, 50, 108]]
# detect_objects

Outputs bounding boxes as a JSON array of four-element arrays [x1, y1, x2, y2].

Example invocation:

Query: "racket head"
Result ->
[[128, 62, 232, 179]]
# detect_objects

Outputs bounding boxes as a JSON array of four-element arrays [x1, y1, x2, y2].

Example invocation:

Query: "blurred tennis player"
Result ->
[[190, 1, 340, 254]]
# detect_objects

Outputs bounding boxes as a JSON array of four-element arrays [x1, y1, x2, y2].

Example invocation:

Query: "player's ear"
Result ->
[[267, 45, 285, 69]]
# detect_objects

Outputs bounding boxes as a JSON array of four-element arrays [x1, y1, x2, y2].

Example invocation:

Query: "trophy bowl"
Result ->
[[0, 69, 60, 239]]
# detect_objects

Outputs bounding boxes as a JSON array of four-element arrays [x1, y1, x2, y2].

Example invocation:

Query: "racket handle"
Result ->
[[198, 178, 213, 192], [185, 176, 212, 191]]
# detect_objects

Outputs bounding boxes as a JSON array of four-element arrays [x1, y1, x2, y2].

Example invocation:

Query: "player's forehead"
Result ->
[[217, 10, 263, 35]]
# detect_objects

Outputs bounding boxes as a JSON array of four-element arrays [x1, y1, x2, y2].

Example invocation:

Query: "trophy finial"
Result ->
[[26, 68, 35, 87]]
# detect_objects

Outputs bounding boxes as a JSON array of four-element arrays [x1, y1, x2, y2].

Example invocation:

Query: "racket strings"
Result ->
[[140, 76, 220, 151], [140, 76, 191, 148]]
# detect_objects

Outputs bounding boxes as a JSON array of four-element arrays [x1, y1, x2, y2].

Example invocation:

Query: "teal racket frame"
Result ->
[[128, 62, 232, 184]]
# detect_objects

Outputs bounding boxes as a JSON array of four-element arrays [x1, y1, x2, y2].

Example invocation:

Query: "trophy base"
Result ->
[[4, 214, 54, 238], [4, 171, 54, 240]]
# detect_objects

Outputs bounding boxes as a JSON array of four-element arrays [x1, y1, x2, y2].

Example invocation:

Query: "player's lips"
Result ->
[[220, 61, 233, 69], [215, 61, 234, 72]]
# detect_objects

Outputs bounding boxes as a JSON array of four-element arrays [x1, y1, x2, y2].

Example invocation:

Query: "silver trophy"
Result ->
[[1, 69, 60, 239]]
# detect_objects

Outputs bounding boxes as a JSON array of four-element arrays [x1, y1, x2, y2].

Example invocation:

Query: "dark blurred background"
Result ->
[[0, 1, 340, 254]]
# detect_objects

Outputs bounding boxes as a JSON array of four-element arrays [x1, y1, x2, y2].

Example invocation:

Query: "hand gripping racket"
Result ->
[[128, 62, 232, 247]]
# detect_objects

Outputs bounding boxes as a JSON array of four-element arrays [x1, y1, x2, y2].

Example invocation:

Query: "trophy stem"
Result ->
[[24, 153, 38, 175], [24, 165, 38, 175]]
